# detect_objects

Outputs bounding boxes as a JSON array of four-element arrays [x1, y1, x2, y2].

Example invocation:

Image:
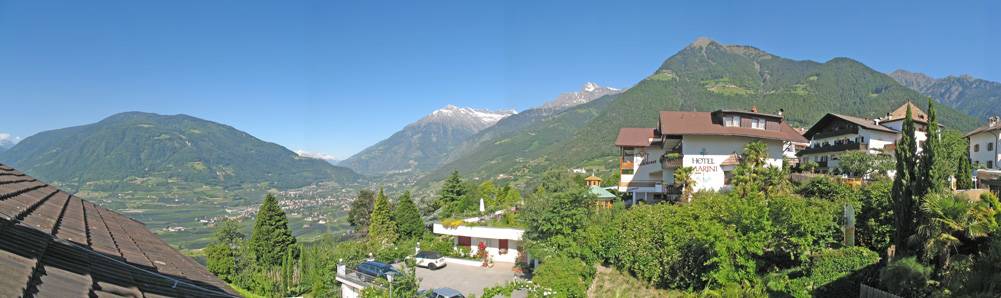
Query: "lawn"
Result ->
[[587, 265, 689, 298]]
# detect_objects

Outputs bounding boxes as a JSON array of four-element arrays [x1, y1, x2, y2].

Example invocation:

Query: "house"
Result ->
[[798, 102, 934, 172], [615, 107, 808, 202], [0, 163, 238, 297], [584, 175, 617, 208], [967, 116, 1001, 194], [432, 217, 525, 264], [336, 262, 378, 298]]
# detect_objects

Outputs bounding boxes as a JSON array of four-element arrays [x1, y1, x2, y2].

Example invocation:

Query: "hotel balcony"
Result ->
[[798, 141, 867, 156]]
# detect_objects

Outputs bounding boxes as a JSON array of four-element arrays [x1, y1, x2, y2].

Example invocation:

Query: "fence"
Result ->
[[860, 284, 900, 298]]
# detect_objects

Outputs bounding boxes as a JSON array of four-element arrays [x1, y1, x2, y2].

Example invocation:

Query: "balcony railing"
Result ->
[[799, 141, 867, 156]]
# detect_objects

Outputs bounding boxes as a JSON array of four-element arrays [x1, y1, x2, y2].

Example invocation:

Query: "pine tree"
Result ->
[[920, 99, 946, 195], [393, 190, 424, 240], [891, 106, 920, 253], [348, 190, 376, 234], [437, 170, 467, 214], [368, 188, 397, 246], [956, 154, 974, 190], [249, 193, 297, 266]]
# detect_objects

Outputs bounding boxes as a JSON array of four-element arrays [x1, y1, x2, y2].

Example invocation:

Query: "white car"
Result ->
[[415, 251, 446, 270]]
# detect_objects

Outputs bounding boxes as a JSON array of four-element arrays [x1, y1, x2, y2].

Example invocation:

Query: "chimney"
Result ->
[[751, 106, 758, 113], [874, 118, 881, 126], [990, 116, 1000, 127], [777, 109, 784, 116]]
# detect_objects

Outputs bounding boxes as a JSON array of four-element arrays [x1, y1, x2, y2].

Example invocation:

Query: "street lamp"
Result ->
[[386, 273, 394, 297]]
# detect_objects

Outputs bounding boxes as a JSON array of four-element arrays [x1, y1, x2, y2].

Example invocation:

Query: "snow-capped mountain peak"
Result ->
[[542, 82, 624, 110], [421, 105, 516, 128]]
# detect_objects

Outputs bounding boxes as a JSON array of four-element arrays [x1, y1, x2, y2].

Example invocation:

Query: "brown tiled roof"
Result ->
[[965, 123, 1001, 137], [615, 128, 655, 147], [658, 111, 809, 143], [0, 163, 237, 297], [885, 101, 928, 122], [803, 113, 898, 139]]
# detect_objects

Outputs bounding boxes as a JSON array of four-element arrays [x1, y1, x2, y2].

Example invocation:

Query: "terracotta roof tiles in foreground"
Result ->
[[0, 163, 237, 298]]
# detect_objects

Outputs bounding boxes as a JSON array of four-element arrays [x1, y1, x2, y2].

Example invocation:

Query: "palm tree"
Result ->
[[912, 193, 982, 269], [674, 166, 696, 202]]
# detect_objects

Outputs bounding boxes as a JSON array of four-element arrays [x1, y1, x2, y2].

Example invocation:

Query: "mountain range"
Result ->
[[416, 37, 981, 188], [0, 112, 359, 192], [889, 70, 1001, 121]]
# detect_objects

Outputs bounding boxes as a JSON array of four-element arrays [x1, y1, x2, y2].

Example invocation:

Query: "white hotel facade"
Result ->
[[616, 108, 807, 202]]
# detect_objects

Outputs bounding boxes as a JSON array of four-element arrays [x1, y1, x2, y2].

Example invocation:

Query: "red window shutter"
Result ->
[[499, 239, 508, 250], [458, 236, 471, 246]]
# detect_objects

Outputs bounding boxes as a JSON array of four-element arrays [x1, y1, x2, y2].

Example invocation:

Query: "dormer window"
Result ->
[[724, 115, 741, 127], [750, 118, 766, 129]]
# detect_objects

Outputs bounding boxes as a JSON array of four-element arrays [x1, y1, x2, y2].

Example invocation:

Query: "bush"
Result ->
[[532, 255, 593, 298], [879, 257, 932, 297]]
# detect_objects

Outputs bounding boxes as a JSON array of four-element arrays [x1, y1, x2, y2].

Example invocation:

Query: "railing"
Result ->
[[799, 141, 867, 155]]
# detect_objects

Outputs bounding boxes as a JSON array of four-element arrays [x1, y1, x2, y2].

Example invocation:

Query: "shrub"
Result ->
[[879, 257, 932, 297], [532, 255, 593, 298]]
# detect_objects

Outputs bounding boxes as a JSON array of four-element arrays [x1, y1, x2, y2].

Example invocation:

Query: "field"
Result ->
[[588, 266, 687, 298]]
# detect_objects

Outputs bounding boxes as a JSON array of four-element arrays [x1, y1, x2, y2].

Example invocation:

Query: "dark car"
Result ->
[[426, 287, 465, 298], [356, 261, 401, 278]]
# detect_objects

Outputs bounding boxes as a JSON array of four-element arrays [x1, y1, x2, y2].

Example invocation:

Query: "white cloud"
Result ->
[[294, 149, 338, 161], [0, 133, 19, 147]]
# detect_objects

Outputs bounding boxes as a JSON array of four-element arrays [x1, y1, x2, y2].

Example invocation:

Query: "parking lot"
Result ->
[[416, 261, 527, 298]]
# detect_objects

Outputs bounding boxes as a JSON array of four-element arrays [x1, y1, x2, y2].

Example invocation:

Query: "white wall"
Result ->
[[681, 135, 784, 192], [463, 238, 522, 263], [341, 284, 361, 298], [860, 129, 898, 153], [970, 131, 1001, 169]]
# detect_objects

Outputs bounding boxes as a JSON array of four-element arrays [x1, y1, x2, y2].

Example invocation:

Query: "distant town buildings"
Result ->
[[615, 107, 807, 203]]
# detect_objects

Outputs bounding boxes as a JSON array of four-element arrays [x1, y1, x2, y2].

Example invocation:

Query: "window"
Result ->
[[990, 161, 995, 169], [989, 143, 994, 151], [724, 115, 741, 127], [975, 161, 980, 168], [499, 239, 509, 254], [975, 144, 980, 152], [458, 236, 471, 247], [751, 118, 766, 129]]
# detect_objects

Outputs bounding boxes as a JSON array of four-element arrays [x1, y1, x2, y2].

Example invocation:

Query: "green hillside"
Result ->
[[424, 38, 980, 186], [1, 111, 359, 192]]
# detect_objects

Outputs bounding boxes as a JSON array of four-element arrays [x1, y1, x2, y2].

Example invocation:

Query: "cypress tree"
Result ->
[[368, 188, 397, 246], [956, 154, 974, 190], [249, 193, 297, 266], [920, 99, 946, 195], [393, 190, 424, 240], [891, 106, 919, 253]]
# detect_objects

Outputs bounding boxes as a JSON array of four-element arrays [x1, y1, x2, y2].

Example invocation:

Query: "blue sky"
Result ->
[[1, 0, 997, 158]]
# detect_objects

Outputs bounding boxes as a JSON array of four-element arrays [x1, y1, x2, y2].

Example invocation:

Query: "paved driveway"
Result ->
[[416, 262, 527, 298]]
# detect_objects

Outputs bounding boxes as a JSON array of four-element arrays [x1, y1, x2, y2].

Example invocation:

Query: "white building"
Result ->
[[615, 108, 807, 202], [432, 222, 525, 263], [798, 102, 933, 172], [967, 116, 1001, 194]]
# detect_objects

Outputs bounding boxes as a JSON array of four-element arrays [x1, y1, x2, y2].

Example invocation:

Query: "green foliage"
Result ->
[[214, 219, 245, 246], [879, 257, 933, 297], [531, 255, 593, 298], [368, 189, 398, 247], [522, 173, 594, 259], [837, 151, 893, 178], [857, 181, 895, 253], [956, 154, 975, 190], [768, 247, 880, 297], [939, 237, 1001, 297], [891, 106, 920, 253], [392, 191, 424, 240], [349, 190, 376, 232], [249, 194, 297, 266], [436, 170, 468, 216], [206, 243, 237, 281], [673, 166, 695, 200], [732, 141, 791, 199], [920, 99, 948, 195]]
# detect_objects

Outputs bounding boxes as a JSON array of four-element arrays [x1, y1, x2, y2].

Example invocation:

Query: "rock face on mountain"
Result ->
[[0, 112, 359, 192], [421, 38, 980, 186], [340, 106, 516, 175], [541, 82, 622, 110], [890, 70, 1001, 121]]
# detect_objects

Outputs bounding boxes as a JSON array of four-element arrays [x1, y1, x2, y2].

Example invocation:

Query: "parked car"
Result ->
[[425, 287, 465, 298], [415, 251, 446, 270], [355, 261, 401, 278]]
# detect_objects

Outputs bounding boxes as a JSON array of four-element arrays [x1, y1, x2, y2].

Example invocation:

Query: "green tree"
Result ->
[[249, 193, 297, 266], [920, 99, 947, 195], [531, 255, 593, 298], [913, 193, 987, 269], [956, 154, 975, 190], [891, 106, 920, 253], [436, 170, 467, 215], [837, 151, 893, 178], [214, 219, 245, 246], [206, 242, 237, 281], [879, 257, 932, 297], [674, 166, 695, 201], [478, 181, 499, 210], [368, 188, 397, 247], [393, 191, 424, 240], [349, 190, 376, 234]]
